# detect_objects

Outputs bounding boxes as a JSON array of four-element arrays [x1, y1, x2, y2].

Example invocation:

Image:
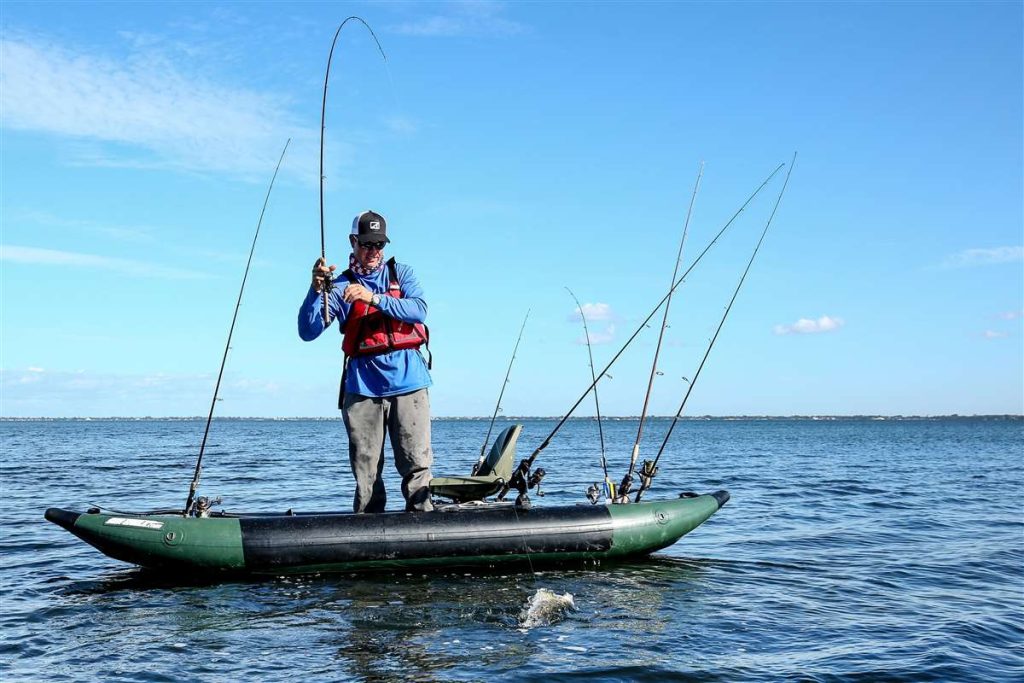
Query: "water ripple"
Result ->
[[1, 417, 1021, 682]]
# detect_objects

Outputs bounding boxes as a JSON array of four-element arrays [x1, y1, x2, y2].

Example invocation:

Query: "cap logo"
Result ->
[[369, 221, 381, 231]]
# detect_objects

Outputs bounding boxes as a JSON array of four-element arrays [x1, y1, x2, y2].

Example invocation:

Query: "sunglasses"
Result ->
[[358, 241, 387, 251]]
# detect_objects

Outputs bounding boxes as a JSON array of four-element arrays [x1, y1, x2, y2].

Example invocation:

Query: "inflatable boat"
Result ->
[[45, 426, 728, 576]]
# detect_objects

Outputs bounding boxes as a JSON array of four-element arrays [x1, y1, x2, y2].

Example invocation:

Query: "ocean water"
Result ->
[[1, 417, 1022, 682]]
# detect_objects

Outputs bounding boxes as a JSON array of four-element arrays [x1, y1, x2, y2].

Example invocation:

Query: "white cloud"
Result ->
[[8, 209, 157, 243], [983, 330, 1009, 339], [569, 302, 614, 322], [389, 1, 527, 37], [569, 303, 617, 343], [0, 33, 321, 182], [942, 246, 1023, 269], [580, 324, 616, 346], [7, 209, 265, 266], [773, 315, 845, 335], [997, 310, 1023, 320], [0, 367, 285, 417], [384, 115, 419, 136], [0, 245, 211, 279]]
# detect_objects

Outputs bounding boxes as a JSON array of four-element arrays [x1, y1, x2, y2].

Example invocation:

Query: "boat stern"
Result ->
[[44, 507, 82, 532], [44, 507, 246, 573], [606, 490, 729, 558]]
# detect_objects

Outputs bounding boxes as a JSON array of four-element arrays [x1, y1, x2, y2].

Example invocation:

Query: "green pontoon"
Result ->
[[45, 425, 728, 576]]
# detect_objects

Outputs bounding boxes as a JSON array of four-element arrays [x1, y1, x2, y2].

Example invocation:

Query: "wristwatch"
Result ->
[[370, 294, 382, 307]]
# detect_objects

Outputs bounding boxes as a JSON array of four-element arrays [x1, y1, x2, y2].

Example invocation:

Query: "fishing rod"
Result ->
[[565, 287, 611, 503], [496, 162, 784, 504], [619, 162, 704, 502], [475, 310, 530, 473], [634, 153, 797, 503], [318, 17, 388, 325], [184, 139, 291, 517]]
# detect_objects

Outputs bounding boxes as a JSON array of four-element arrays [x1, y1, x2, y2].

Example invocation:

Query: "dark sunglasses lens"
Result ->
[[362, 241, 386, 250]]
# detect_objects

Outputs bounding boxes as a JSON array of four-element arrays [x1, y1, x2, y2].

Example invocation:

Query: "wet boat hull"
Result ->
[[45, 491, 728, 576]]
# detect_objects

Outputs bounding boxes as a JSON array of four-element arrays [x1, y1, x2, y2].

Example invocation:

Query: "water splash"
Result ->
[[519, 588, 576, 628]]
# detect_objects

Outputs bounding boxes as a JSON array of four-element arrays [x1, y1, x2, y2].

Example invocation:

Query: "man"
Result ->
[[298, 210, 434, 513]]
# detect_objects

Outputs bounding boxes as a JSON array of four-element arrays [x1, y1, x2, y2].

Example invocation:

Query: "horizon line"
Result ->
[[2, 414, 1021, 420]]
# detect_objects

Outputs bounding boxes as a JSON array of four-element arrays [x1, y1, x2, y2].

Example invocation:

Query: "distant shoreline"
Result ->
[[2, 415, 1021, 421]]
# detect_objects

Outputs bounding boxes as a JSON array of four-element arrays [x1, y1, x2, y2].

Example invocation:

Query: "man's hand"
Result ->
[[312, 258, 336, 293], [342, 283, 374, 305]]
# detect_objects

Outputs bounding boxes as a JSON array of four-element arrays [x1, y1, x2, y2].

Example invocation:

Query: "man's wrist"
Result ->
[[371, 293, 382, 306]]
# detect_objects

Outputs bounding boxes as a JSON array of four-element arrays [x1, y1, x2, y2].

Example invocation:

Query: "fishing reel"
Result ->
[[586, 484, 601, 505], [529, 468, 546, 497], [193, 496, 222, 518], [311, 258, 336, 293], [498, 459, 545, 510], [637, 460, 659, 492], [616, 473, 635, 504]]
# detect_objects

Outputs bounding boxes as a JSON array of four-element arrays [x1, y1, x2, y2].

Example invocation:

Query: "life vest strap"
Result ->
[[338, 357, 349, 410]]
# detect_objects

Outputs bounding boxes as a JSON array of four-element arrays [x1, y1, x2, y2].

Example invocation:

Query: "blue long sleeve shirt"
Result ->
[[298, 260, 432, 398]]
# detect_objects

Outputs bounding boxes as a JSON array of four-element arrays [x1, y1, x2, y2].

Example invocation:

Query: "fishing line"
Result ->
[[620, 162, 704, 501], [507, 162, 785, 483], [565, 287, 611, 501], [635, 153, 797, 503], [510, 505, 539, 579], [184, 139, 291, 516], [318, 17, 388, 325]]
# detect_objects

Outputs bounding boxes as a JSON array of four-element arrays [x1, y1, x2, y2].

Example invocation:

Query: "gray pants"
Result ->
[[342, 388, 434, 513]]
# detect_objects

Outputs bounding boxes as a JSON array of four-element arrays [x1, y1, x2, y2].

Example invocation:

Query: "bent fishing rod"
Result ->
[[565, 287, 611, 501], [620, 162, 704, 501], [318, 17, 388, 325], [634, 153, 797, 503], [184, 139, 291, 517], [497, 162, 784, 502], [476, 310, 530, 471]]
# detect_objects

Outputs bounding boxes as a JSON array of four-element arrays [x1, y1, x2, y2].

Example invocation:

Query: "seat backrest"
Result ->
[[474, 424, 522, 480]]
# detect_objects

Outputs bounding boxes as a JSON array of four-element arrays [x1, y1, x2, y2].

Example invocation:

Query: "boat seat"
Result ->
[[429, 424, 522, 503]]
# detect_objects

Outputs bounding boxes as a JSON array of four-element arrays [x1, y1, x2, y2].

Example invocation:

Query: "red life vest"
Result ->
[[340, 257, 429, 359]]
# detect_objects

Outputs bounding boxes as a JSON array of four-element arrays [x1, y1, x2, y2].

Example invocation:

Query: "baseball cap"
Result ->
[[351, 210, 390, 244]]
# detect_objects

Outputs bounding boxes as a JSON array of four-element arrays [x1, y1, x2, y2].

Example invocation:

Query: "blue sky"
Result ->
[[2, 1, 1021, 417]]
